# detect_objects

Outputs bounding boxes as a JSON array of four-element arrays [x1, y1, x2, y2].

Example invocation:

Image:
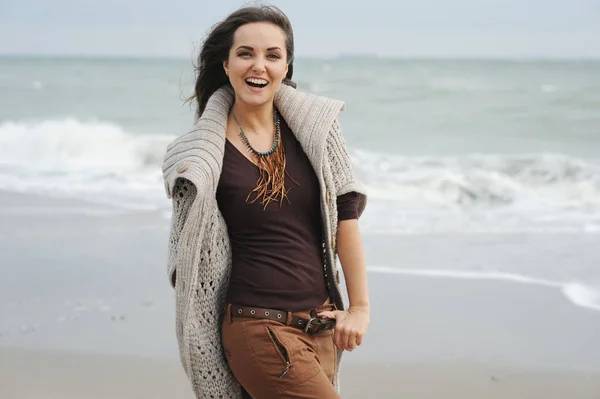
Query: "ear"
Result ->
[[223, 60, 229, 76], [283, 63, 289, 82]]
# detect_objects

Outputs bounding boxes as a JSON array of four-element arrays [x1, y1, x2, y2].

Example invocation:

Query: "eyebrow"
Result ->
[[236, 45, 282, 52]]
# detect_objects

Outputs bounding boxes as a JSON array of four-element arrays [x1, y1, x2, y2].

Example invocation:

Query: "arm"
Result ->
[[321, 219, 370, 352], [319, 195, 370, 352], [166, 178, 197, 288], [337, 219, 370, 313], [318, 119, 370, 351]]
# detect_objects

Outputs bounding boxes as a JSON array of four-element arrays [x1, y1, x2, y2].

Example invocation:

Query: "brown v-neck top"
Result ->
[[216, 117, 358, 312]]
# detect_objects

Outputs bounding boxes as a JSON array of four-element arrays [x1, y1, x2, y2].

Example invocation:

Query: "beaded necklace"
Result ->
[[233, 109, 280, 157], [232, 107, 294, 208]]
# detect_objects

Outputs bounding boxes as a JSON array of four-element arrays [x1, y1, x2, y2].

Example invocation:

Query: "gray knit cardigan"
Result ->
[[162, 84, 367, 398]]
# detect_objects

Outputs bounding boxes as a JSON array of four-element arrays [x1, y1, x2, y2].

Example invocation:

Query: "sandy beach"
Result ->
[[2, 347, 600, 399], [2, 191, 600, 398]]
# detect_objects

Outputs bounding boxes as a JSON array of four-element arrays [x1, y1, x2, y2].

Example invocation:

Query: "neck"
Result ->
[[231, 98, 274, 135]]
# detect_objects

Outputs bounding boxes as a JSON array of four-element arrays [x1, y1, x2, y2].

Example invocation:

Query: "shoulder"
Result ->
[[276, 85, 345, 127], [275, 84, 346, 149], [276, 84, 345, 109], [162, 87, 234, 199], [326, 115, 353, 153]]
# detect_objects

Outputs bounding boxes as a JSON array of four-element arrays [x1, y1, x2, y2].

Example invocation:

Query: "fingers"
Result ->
[[333, 328, 343, 351], [327, 311, 368, 352], [356, 334, 363, 346], [335, 327, 361, 352], [341, 332, 350, 351], [324, 311, 344, 351], [317, 310, 337, 319], [342, 331, 360, 351], [343, 334, 356, 351]]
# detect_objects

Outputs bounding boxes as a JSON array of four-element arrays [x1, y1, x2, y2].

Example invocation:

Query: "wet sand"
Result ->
[[2, 347, 600, 399], [2, 191, 600, 398]]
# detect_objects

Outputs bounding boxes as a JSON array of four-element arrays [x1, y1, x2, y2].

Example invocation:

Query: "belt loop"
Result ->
[[226, 304, 232, 323], [286, 311, 292, 326]]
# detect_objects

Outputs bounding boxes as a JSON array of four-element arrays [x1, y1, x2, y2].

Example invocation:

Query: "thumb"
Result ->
[[318, 310, 338, 319]]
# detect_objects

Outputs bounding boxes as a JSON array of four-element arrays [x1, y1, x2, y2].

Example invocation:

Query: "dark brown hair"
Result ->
[[188, 4, 296, 119]]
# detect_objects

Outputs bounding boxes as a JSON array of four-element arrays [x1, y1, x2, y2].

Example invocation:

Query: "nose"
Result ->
[[252, 57, 266, 74]]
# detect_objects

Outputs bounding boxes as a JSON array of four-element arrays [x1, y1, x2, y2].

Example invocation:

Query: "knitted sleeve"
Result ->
[[167, 177, 197, 288], [327, 119, 367, 218]]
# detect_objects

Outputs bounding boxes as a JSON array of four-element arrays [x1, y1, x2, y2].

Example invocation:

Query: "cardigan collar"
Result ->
[[163, 84, 345, 198]]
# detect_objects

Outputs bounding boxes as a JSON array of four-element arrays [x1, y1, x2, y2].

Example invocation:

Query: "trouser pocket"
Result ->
[[266, 326, 292, 379]]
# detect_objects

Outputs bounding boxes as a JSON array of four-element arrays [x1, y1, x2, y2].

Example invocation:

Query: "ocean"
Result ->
[[1, 55, 599, 330]]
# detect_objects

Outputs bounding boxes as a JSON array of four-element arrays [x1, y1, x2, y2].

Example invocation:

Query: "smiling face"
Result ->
[[223, 22, 289, 109]]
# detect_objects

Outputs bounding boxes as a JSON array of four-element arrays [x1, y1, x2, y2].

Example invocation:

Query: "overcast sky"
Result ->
[[1, 0, 599, 58]]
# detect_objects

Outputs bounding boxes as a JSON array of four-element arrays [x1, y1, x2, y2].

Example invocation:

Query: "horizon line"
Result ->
[[1, 52, 599, 62]]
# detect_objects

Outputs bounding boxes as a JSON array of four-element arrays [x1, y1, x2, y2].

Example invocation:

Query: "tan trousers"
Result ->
[[221, 300, 341, 399]]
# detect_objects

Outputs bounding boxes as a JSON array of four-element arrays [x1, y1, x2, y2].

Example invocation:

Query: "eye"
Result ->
[[237, 51, 252, 57], [267, 54, 281, 60]]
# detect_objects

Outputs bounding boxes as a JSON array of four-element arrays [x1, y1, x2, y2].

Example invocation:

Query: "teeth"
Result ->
[[246, 78, 268, 85]]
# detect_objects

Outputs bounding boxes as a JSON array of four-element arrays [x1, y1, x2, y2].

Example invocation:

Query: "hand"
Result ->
[[318, 306, 370, 352]]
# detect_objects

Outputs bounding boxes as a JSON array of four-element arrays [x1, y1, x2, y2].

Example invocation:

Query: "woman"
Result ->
[[162, 4, 369, 398]]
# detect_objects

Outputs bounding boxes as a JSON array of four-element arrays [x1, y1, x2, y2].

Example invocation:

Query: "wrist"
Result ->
[[348, 303, 370, 312]]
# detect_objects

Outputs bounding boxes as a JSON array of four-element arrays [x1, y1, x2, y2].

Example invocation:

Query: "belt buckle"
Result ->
[[304, 317, 317, 333]]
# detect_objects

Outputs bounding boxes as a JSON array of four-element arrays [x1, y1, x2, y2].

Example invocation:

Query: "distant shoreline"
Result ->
[[2, 53, 600, 62]]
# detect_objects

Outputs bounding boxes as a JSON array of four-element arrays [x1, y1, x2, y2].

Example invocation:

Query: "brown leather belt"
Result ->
[[229, 304, 336, 335]]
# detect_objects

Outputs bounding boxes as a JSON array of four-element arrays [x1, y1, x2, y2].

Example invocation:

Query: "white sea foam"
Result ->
[[1, 118, 599, 233], [561, 283, 600, 312], [351, 149, 600, 208], [367, 266, 600, 313], [0, 118, 174, 212]]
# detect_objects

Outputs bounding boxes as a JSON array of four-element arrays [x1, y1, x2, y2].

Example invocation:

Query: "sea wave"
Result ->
[[1, 118, 599, 233], [0, 118, 173, 211], [0, 118, 170, 171], [352, 149, 600, 210], [367, 266, 600, 313]]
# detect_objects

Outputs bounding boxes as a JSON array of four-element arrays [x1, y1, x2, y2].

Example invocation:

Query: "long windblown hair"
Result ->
[[188, 4, 296, 119]]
